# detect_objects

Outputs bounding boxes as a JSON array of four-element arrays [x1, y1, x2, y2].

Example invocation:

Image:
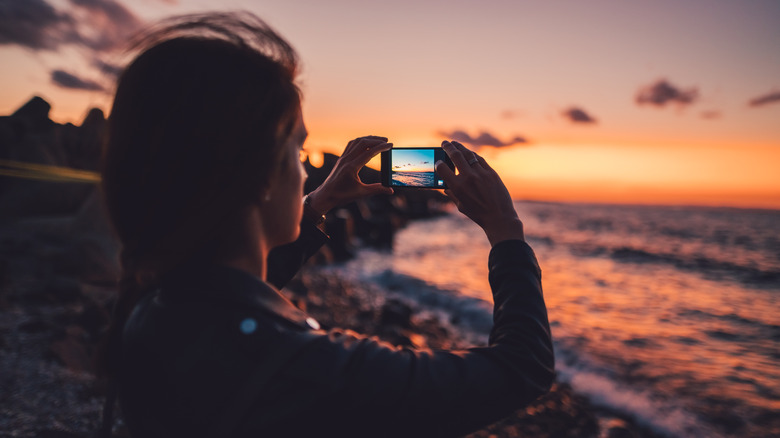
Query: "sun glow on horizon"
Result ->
[[1, 0, 779, 210]]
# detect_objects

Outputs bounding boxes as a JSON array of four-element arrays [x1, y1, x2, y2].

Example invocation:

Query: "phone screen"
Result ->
[[381, 147, 452, 188]]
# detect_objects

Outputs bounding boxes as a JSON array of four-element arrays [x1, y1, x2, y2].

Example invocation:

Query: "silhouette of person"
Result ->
[[99, 12, 553, 438]]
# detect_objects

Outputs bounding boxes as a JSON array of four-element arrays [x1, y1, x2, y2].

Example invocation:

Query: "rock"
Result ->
[[379, 298, 413, 328], [61, 107, 105, 171], [0, 97, 100, 219], [41, 276, 83, 304], [11, 95, 52, 129], [600, 418, 637, 438]]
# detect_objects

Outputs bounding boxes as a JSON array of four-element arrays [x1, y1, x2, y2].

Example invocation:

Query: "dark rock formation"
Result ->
[[0, 96, 105, 219]]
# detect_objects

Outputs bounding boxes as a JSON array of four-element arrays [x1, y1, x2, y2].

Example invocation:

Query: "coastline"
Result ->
[[0, 256, 666, 438], [0, 101, 671, 436], [284, 265, 668, 438]]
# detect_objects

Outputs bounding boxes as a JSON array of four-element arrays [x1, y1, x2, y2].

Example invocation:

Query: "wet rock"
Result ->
[[36, 430, 84, 438], [18, 316, 54, 334], [25, 276, 84, 305], [600, 418, 637, 438], [379, 299, 413, 328]]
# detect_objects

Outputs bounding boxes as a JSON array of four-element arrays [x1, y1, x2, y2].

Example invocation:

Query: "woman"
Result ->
[[100, 12, 554, 438]]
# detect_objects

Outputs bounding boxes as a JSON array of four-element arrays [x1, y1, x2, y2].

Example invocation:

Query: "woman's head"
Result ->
[[102, 12, 303, 278], [99, 12, 305, 376]]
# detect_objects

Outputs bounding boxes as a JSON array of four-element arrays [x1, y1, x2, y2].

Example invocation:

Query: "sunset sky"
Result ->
[[1, 0, 779, 208]]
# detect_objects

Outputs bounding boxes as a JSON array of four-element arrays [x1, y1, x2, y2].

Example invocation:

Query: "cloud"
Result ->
[[51, 70, 105, 91], [748, 91, 780, 108], [636, 79, 698, 107], [0, 0, 142, 53], [700, 110, 721, 120], [438, 129, 529, 148], [0, 0, 79, 50], [562, 107, 597, 124], [67, 0, 143, 52]]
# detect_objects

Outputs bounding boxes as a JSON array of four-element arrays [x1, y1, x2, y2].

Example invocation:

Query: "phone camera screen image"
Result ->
[[381, 147, 452, 188]]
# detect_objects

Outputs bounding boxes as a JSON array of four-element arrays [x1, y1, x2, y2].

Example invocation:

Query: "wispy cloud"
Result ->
[[0, 0, 142, 53], [51, 70, 105, 91], [636, 79, 698, 107], [748, 91, 780, 108], [1, 0, 143, 92], [700, 110, 721, 120], [437, 129, 529, 148], [0, 0, 79, 50], [562, 107, 597, 124], [68, 0, 142, 52]]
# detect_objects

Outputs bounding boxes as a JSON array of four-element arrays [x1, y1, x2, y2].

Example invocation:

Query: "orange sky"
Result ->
[[1, 0, 779, 208]]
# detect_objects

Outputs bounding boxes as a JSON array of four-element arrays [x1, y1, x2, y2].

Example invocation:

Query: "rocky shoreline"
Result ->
[[1, 97, 668, 437], [0, 249, 666, 438]]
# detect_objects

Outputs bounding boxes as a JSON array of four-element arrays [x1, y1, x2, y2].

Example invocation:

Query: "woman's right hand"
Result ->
[[436, 140, 525, 246]]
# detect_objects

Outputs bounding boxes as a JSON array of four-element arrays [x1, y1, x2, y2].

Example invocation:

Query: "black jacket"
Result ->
[[119, 221, 554, 437]]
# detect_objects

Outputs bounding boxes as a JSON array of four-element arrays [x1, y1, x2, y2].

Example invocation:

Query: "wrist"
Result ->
[[484, 217, 525, 247], [303, 194, 327, 226], [306, 189, 336, 216]]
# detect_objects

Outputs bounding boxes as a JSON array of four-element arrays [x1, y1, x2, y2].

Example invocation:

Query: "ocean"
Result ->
[[322, 201, 780, 438], [391, 171, 435, 187]]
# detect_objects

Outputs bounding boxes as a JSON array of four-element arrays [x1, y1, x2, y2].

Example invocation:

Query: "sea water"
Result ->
[[324, 201, 780, 438]]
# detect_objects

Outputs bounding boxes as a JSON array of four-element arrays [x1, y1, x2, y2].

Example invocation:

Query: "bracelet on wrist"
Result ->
[[303, 195, 326, 226]]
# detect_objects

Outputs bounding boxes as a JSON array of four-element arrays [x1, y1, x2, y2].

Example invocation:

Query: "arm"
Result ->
[[249, 239, 553, 437], [268, 136, 393, 289], [266, 217, 329, 289], [249, 141, 553, 436]]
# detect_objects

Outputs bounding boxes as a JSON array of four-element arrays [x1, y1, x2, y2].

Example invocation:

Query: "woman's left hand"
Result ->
[[306, 136, 394, 215]]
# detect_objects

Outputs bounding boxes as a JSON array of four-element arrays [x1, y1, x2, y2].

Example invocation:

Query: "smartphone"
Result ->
[[381, 147, 454, 188]]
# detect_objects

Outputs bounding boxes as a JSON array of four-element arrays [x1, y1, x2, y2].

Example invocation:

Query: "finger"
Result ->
[[355, 141, 392, 168], [436, 159, 457, 188], [442, 140, 470, 172], [344, 137, 388, 159], [450, 141, 481, 169], [351, 135, 388, 145]]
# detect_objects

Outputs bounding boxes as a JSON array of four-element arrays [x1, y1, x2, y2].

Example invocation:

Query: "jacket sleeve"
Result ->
[[249, 240, 554, 437], [266, 217, 329, 289]]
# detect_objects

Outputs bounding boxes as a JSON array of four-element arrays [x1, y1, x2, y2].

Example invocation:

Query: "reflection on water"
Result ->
[[338, 201, 780, 437]]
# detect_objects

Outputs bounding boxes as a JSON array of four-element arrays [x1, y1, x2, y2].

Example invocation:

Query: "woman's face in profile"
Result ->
[[262, 111, 308, 248]]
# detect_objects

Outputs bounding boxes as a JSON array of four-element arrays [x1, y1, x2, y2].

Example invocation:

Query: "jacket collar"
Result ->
[[158, 262, 312, 328]]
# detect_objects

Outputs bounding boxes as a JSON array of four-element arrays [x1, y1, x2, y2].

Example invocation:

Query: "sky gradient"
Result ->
[[2, 0, 779, 208]]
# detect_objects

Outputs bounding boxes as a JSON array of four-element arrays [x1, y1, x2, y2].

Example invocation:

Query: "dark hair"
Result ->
[[99, 12, 301, 377]]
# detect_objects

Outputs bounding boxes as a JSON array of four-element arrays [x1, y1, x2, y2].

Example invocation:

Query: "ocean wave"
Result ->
[[563, 242, 780, 288], [676, 308, 780, 342], [554, 345, 726, 438]]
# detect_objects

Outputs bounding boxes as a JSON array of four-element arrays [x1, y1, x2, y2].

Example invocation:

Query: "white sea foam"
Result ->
[[554, 350, 723, 438], [323, 202, 780, 437]]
